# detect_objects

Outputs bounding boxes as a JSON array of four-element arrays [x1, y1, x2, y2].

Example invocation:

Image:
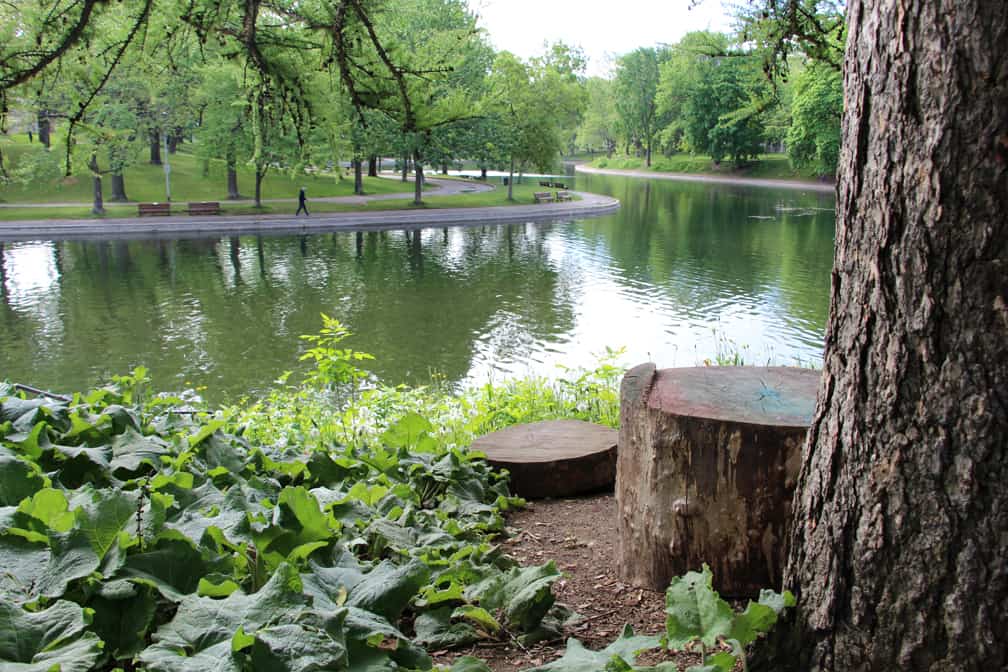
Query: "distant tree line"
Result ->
[[576, 3, 844, 177]]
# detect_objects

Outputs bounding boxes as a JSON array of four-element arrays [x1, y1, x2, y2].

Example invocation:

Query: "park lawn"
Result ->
[[589, 152, 830, 181], [0, 141, 408, 204], [0, 182, 555, 220]]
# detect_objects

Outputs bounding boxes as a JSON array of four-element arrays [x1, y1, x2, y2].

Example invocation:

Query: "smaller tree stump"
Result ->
[[616, 364, 819, 597], [471, 419, 617, 499]]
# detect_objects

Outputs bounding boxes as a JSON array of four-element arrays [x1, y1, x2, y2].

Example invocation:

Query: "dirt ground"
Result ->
[[430, 493, 706, 671]]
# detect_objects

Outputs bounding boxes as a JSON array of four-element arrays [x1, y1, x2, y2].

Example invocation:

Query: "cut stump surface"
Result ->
[[617, 364, 820, 597], [472, 419, 618, 499]]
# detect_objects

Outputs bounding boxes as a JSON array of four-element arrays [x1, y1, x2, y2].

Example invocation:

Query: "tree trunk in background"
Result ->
[[110, 173, 127, 202], [37, 110, 50, 148], [412, 153, 424, 205], [401, 155, 409, 182], [367, 155, 378, 177], [507, 156, 514, 200], [150, 130, 162, 165], [89, 153, 104, 215], [754, 1, 1008, 670], [353, 159, 363, 195], [226, 149, 240, 199], [254, 167, 264, 207], [480, 166, 487, 180], [167, 132, 178, 154], [441, 163, 448, 175]]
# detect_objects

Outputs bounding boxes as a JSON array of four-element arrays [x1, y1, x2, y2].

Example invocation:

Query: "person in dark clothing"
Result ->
[[296, 187, 309, 216]]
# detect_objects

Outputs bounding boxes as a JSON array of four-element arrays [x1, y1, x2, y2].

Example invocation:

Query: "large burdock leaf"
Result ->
[[344, 559, 430, 622], [520, 626, 661, 672], [119, 536, 209, 600], [0, 600, 103, 672], [89, 584, 158, 659], [0, 451, 46, 506], [253, 486, 335, 567], [139, 563, 315, 672], [664, 564, 733, 649], [468, 562, 560, 631], [248, 618, 348, 672], [0, 535, 49, 603]]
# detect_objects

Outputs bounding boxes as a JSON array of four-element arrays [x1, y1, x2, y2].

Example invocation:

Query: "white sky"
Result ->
[[473, 0, 734, 77]]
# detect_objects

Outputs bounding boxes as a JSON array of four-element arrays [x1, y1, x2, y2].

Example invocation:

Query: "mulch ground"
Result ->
[[430, 493, 707, 671]]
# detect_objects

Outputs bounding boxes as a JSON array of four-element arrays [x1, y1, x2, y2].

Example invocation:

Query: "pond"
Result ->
[[0, 172, 836, 402]]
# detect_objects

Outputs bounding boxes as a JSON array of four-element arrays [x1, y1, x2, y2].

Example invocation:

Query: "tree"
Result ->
[[614, 47, 663, 166], [752, 0, 1008, 669], [786, 62, 842, 176], [576, 77, 618, 156]]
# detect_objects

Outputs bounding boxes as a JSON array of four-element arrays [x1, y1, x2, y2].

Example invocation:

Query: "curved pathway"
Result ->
[[0, 179, 620, 242], [576, 164, 836, 193]]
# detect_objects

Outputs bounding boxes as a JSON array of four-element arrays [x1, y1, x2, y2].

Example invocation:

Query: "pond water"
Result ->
[[0, 172, 836, 402]]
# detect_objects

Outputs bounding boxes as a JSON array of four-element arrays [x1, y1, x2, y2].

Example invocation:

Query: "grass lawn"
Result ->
[[0, 179, 558, 221], [0, 140, 408, 204], [589, 152, 831, 181]]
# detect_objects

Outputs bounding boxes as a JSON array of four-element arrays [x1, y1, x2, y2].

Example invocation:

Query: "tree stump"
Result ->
[[472, 419, 618, 499], [616, 364, 820, 597]]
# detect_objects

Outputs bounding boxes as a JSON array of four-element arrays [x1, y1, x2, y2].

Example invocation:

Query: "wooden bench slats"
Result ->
[[137, 202, 171, 216], [533, 191, 555, 203], [187, 201, 221, 215]]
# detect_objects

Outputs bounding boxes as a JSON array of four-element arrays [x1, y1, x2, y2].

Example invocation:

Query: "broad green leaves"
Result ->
[[0, 377, 551, 671], [0, 600, 103, 672]]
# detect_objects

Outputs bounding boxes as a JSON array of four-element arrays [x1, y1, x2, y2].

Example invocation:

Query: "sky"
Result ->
[[473, 0, 734, 77]]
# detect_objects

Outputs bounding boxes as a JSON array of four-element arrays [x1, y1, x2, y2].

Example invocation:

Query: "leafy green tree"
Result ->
[[614, 47, 664, 166], [678, 47, 770, 166], [577, 78, 618, 156], [786, 63, 843, 176]]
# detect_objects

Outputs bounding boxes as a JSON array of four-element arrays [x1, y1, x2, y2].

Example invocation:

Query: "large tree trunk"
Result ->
[[354, 158, 363, 195], [401, 155, 409, 182], [37, 110, 50, 148], [110, 173, 127, 202], [254, 167, 264, 208], [226, 149, 240, 200], [89, 152, 104, 215], [149, 130, 162, 165], [367, 155, 378, 177], [412, 152, 424, 205], [762, 1, 1008, 670]]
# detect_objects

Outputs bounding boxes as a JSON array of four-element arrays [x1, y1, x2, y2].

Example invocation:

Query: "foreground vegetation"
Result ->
[[0, 319, 794, 671]]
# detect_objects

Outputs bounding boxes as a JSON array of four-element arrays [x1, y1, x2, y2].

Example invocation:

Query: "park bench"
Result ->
[[556, 190, 574, 202], [552, 181, 567, 189], [137, 202, 171, 216], [533, 191, 555, 203], [187, 201, 221, 215], [539, 180, 551, 187]]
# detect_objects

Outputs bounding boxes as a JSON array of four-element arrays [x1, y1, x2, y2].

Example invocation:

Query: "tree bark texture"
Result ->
[[254, 168, 264, 207], [226, 150, 240, 200], [89, 153, 104, 215], [413, 152, 424, 205], [37, 110, 50, 148], [777, 1, 1008, 670], [354, 158, 364, 195], [616, 365, 815, 597], [110, 173, 127, 202], [149, 130, 161, 165], [368, 155, 378, 177]]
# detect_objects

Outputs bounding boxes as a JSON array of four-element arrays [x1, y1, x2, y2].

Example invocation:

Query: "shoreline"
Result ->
[[0, 187, 621, 242], [575, 164, 836, 193]]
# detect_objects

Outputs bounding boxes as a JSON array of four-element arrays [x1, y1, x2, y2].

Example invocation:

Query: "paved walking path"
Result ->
[[575, 164, 836, 193], [0, 179, 620, 241]]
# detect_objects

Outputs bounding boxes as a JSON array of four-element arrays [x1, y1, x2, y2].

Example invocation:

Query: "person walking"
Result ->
[[296, 186, 309, 216]]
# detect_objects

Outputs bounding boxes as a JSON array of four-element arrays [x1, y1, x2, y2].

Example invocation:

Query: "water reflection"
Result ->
[[0, 175, 835, 401]]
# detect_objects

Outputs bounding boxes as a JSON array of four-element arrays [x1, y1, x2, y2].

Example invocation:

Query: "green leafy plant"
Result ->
[[523, 565, 794, 672], [298, 313, 375, 392], [663, 564, 794, 671]]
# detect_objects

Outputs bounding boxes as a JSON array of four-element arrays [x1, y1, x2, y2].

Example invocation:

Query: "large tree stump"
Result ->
[[616, 364, 819, 597], [472, 419, 617, 499]]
